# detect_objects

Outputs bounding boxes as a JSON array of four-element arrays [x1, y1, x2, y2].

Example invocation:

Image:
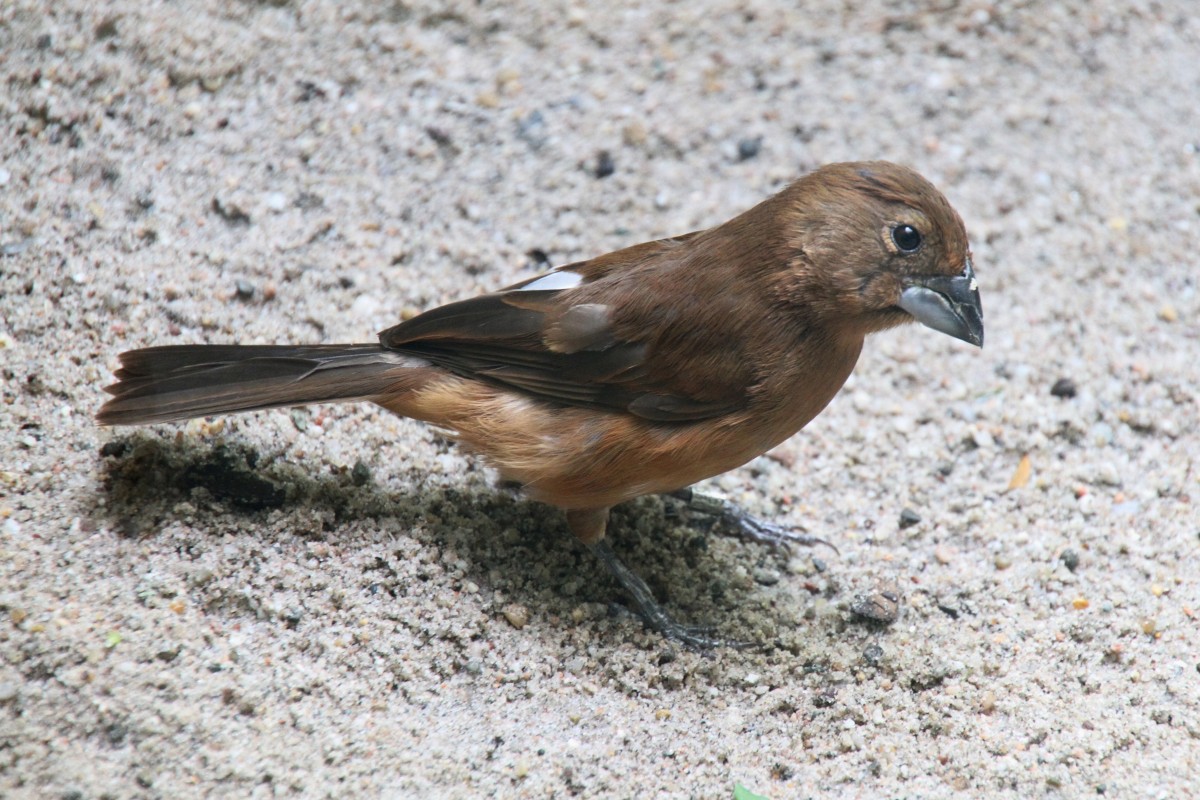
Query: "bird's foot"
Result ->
[[591, 541, 753, 650], [666, 488, 838, 555]]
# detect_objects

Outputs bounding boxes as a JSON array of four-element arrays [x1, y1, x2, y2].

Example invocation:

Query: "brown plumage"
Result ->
[[98, 161, 982, 646]]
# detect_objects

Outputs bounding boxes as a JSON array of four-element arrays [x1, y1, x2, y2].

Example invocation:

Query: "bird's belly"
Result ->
[[376, 368, 847, 510]]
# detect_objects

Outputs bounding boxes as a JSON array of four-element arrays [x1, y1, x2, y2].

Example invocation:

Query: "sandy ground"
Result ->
[[2, 1, 1198, 797]]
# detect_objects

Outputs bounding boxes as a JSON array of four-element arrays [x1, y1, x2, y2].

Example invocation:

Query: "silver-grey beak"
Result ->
[[898, 260, 984, 347]]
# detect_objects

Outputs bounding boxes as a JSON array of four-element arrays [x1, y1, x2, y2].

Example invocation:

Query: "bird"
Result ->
[[98, 161, 983, 647]]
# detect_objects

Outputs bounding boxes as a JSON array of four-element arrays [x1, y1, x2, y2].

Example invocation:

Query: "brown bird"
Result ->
[[98, 161, 982, 647]]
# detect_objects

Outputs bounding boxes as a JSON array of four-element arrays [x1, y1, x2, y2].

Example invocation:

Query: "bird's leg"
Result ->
[[566, 508, 749, 650], [665, 488, 837, 554]]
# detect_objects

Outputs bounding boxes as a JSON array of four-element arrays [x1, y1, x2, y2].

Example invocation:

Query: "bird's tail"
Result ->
[[97, 344, 426, 426]]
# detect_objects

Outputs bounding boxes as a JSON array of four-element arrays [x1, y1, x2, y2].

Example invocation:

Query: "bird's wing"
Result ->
[[378, 232, 753, 422]]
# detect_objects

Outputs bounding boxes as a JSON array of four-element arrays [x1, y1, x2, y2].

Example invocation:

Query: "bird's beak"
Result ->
[[898, 259, 984, 347]]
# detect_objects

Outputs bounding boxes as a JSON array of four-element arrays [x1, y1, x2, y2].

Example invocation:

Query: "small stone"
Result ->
[[1050, 378, 1077, 399], [812, 557, 828, 573], [235, 279, 255, 300], [979, 691, 997, 714], [752, 567, 780, 586], [0, 682, 18, 703], [502, 603, 530, 629], [594, 150, 615, 179], [862, 644, 884, 666], [156, 643, 181, 662], [1072, 597, 1089, 610], [933, 545, 953, 565], [1061, 549, 1080, 572], [0, 168, 10, 186], [351, 460, 371, 486], [736, 136, 762, 161], [851, 591, 900, 623], [971, 428, 995, 449], [898, 507, 921, 529], [993, 554, 1012, 570], [1140, 618, 1157, 635], [622, 122, 647, 146], [265, 192, 287, 212], [1158, 304, 1178, 323]]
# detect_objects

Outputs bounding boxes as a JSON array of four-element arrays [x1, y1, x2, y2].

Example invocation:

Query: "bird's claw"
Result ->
[[592, 540, 753, 650], [667, 488, 838, 556]]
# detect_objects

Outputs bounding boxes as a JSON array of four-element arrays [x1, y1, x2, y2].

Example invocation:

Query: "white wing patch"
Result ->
[[515, 270, 584, 291]]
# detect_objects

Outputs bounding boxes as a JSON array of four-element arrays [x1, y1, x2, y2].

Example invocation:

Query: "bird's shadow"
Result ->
[[92, 431, 767, 643]]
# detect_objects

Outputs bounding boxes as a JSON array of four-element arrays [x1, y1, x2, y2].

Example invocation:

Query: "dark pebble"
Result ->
[[1050, 378, 1077, 399], [936, 461, 954, 477], [937, 602, 960, 619], [594, 150, 615, 179], [295, 81, 327, 102], [1061, 549, 1080, 572], [351, 460, 371, 486], [283, 607, 303, 629], [526, 248, 551, 267], [156, 644, 181, 662], [100, 439, 131, 458], [736, 136, 762, 161], [295, 192, 324, 210], [898, 507, 922, 529], [37, 34, 52, 50], [862, 644, 884, 666], [105, 721, 129, 745], [211, 196, 251, 226], [235, 279, 255, 300], [812, 557, 828, 573]]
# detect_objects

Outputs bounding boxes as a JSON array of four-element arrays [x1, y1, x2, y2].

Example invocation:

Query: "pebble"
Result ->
[[971, 428, 995, 449], [235, 279, 255, 300], [752, 567, 780, 586], [0, 168, 9, 186], [352, 294, 381, 319], [1050, 377, 1077, 398], [502, 603, 530, 630], [594, 150, 615, 179], [265, 192, 287, 212], [862, 644, 884, 666], [933, 545, 954, 565], [898, 507, 921, 529], [736, 136, 762, 161], [1061, 549, 1080, 572], [0, 682, 17, 703], [851, 591, 900, 623]]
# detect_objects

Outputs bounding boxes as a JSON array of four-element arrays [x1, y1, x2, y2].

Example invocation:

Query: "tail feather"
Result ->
[[97, 344, 425, 426]]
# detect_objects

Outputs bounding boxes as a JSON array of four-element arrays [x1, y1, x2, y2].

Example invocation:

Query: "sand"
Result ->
[[2, 1, 1197, 797]]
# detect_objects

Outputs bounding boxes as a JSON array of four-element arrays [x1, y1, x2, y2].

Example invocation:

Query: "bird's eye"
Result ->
[[891, 224, 922, 253]]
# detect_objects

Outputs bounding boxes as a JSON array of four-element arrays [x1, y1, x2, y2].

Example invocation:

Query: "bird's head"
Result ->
[[777, 161, 983, 347]]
